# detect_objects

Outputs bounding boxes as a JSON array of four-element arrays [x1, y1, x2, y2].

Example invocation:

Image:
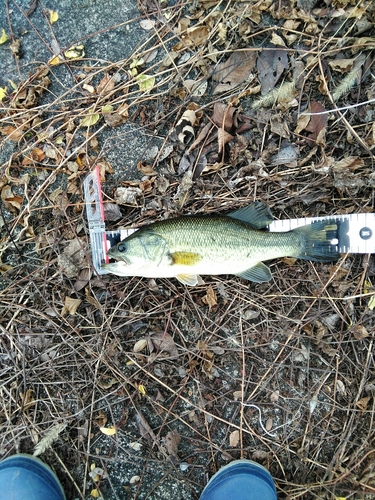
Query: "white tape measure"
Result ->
[[268, 213, 375, 254], [84, 169, 374, 275]]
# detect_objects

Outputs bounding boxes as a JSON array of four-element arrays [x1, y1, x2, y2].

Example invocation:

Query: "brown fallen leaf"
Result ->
[[197, 340, 215, 378], [173, 25, 209, 51], [352, 325, 369, 340], [304, 101, 327, 147], [163, 430, 181, 459], [97, 73, 116, 95], [103, 202, 122, 221], [0, 125, 24, 141], [331, 156, 364, 172], [212, 50, 257, 95], [149, 332, 179, 358], [74, 267, 91, 292], [61, 296, 82, 316], [202, 285, 218, 311], [212, 103, 238, 132], [20, 388, 36, 411], [257, 45, 289, 94], [114, 186, 143, 206], [1, 185, 23, 213], [229, 430, 239, 447], [356, 396, 371, 412], [58, 238, 87, 279]]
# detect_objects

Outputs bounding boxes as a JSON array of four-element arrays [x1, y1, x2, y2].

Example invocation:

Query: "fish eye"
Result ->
[[117, 243, 127, 253]]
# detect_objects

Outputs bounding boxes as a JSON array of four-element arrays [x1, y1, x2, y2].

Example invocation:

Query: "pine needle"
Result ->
[[33, 422, 67, 457]]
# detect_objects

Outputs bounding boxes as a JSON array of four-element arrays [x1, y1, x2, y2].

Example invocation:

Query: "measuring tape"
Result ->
[[268, 213, 375, 255], [84, 169, 374, 275]]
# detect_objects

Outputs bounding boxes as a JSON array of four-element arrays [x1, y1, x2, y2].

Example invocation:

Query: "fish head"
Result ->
[[101, 230, 170, 277]]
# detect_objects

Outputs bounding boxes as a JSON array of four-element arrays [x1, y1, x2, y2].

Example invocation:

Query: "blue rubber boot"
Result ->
[[200, 459, 277, 500], [0, 454, 66, 500]]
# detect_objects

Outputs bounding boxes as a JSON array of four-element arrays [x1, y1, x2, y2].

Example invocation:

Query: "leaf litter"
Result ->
[[1, 0, 375, 499]]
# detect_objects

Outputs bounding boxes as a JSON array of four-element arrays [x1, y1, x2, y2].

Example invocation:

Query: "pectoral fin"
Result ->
[[176, 273, 199, 286], [235, 262, 272, 283]]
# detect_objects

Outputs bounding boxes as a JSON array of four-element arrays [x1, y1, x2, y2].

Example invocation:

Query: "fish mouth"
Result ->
[[101, 260, 129, 275]]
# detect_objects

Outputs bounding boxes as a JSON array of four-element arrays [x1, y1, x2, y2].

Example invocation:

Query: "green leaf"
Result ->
[[368, 294, 375, 311], [136, 74, 155, 94], [0, 87, 7, 101], [0, 29, 8, 44], [80, 109, 100, 127]]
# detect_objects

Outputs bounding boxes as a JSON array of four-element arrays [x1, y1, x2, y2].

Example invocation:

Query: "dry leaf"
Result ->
[[61, 296, 82, 316], [304, 101, 327, 146], [212, 50, 257, 94], [103, 202, 122, 221], [336, 380, 346, 396], [99, 426, 117, 436], [212, 103, 237, 132], [0, 125, 24, 141], [270, 390, 279, 403], [58, 238, 86, 278], [233, 390, 243, 400], [270, 114, 290, 139], [352, 325, 369, 340], [202, 285, 218, 311], [332, 156, 364, 172], [173, 25, 209, 51], [95, 410, 108, 427], [197, 340, 215, 377], [137, 161, 157, 176], [163, 430, 181, 458], [140, 19, 155, 30], [20, 388, 35, 411], [114, 186, 142, 206], [97, 73, 116, 95], [129, 442, 142, 451], [149, 332, 179, 358], [356, 396, 371, 412], [49, 10, 58, 23], [133, 338, 148, 353], [328, 58, 355, 73], [266, 418, 273, 431], [257, 46, 289, 94], [74, 267, 91, 292], [229, 430, 239, 447], [1, 185, 23, 213]]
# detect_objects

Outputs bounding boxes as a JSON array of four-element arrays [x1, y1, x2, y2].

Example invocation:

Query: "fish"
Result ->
[[101, 202, 340, 286]]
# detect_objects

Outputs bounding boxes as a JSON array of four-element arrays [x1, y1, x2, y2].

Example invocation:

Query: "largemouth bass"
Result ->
[[102, 202, 339, 286]]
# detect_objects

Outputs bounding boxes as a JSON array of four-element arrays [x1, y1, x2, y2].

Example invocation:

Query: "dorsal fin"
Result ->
[[229, 202, 273, 229]]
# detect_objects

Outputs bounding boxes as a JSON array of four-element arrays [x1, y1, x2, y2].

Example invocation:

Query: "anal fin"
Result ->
[[235, 262, 272, 283]]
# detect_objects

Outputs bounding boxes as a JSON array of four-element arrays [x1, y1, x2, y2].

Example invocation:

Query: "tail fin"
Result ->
[[294, 221, 340, 262]]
